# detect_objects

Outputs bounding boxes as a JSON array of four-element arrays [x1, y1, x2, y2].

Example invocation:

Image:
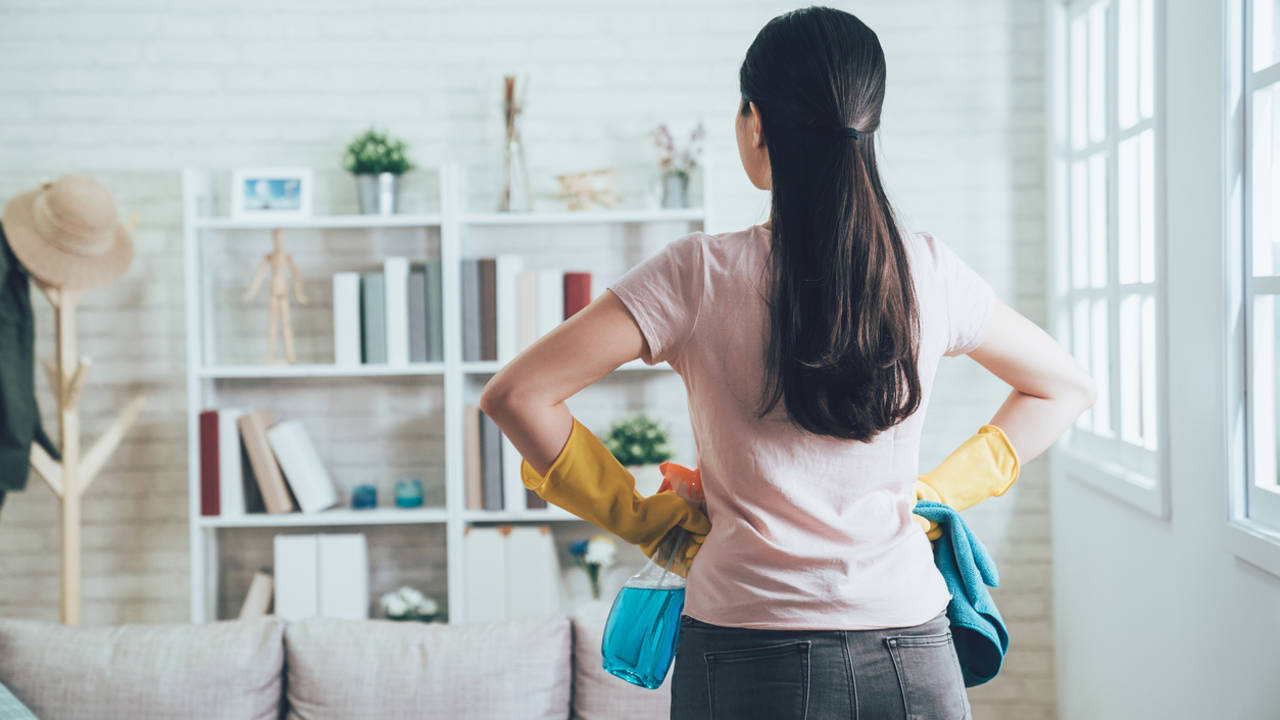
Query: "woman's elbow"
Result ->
[[1074, 373, 1098, 412]]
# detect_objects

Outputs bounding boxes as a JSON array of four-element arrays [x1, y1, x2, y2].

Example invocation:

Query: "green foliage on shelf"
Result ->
[[604, 414, 674, 467], [343, 128, 415, 176]]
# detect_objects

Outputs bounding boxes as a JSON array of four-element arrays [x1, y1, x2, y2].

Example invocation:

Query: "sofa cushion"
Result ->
[[0, 617, 284, 720], [284, 615, 571, 720], [569, 599, 672, 720]]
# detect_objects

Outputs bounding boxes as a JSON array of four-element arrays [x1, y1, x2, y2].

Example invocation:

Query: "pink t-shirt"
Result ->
[[606, 223, 996, 631]]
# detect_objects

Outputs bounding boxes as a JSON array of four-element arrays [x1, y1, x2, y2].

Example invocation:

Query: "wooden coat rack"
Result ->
[[27, 282, 145, 626]]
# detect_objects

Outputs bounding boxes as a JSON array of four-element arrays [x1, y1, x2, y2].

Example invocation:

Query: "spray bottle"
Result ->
[[600, 461, 705, 689]]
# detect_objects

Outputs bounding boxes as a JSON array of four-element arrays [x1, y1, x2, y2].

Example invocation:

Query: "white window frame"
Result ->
[[1226, 0, 1280, 577], [1047, 0, 1171, 518]]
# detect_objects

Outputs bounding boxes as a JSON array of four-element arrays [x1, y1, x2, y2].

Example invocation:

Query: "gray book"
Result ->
[[360, 272, 387, 364], [425, 257, 444, 363], [479, 409, 504, 511], [408, 266, 428, 363], [461, 258, 481, 362]]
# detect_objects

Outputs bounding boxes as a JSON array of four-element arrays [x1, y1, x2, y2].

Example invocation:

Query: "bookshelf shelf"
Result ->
[[198, 507, 449, 528], [183, 162, 712, 624]]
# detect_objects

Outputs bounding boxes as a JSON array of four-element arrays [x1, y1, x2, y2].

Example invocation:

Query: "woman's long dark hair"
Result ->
[[741, 6, 920, 441]]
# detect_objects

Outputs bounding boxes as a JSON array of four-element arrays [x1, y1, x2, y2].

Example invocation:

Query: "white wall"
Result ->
[[0, 1, 1049, 716], [1051, 2, 1280, 718]]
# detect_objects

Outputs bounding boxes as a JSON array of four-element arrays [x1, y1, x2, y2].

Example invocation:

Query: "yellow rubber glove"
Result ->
[[520, 416, 711, 577], [913, 424, 1020, 541]]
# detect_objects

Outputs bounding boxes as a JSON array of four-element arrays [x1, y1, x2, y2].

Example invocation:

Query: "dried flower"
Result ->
[[652, 122, 705, 176]]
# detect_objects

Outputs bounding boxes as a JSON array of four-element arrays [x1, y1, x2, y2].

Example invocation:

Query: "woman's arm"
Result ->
[[478, 289, 647, 475], [966, 299, 1097, 463]]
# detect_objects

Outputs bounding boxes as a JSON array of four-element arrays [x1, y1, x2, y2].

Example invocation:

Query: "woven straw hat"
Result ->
[[1, 174, 133, 289]]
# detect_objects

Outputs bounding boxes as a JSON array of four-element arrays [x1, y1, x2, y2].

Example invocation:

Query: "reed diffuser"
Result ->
[[499, 74, 532, 212]]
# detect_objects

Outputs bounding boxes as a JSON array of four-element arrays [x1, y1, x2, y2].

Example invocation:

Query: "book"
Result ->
[[495, 254, 525, 362], [425, 257, 444, 362], [536, 269, 564, 339], [479, 257, 497, 360], [238, 409, 296, 514], [318, 534, 369, 620], [332, 272, 362, 367], [384, 257, 410, 366], [273, 534, 318, 620], [461, 258, 481, 362], [360, 272, 387, 364], [463, 526, 507, 622], [267, 419, 339, 514], [479, 408, 504, 511], [408, 265, 428, 363], [501, 434, 526, 513], [464, 404, 484, 510], [218, 408, 246, 518], [198, 410, 220, 517], [504, 526, 561, 619], [515, 270, 539, 353], [238, 568, 273, 619], [563, 271, 592, 319]]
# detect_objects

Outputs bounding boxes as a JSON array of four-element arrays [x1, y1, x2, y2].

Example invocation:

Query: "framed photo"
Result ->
[[231, 167, 313, 219]]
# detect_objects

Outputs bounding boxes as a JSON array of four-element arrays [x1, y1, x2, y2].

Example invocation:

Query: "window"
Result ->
[[1240, 0, 1280, 530], [1049, 0, 1168, 516]]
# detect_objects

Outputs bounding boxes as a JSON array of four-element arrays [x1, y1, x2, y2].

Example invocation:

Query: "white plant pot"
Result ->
[[629, 463, 664, 497]]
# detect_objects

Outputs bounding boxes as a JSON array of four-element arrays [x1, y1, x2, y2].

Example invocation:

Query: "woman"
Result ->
[[481, 6, 1095, 719]]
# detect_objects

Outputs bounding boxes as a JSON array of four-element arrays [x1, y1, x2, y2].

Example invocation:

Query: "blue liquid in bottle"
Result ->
[[601, 585, 686, 689]]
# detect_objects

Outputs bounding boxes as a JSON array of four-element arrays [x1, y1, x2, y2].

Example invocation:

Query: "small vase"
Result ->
[[357, 172, 399, 215], [628, 464, 664, 497], [661, 171, 689, 209], [500, 135, 531, 212]]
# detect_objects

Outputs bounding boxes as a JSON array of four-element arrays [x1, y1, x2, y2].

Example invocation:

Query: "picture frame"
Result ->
[[230, 167, 314, 219]]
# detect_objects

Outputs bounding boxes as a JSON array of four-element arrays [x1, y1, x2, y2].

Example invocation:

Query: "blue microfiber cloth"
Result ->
[[913, 499, 1010, 687]]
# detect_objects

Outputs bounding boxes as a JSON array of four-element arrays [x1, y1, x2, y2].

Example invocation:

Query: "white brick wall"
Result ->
[[0, 0, 1050, 715]]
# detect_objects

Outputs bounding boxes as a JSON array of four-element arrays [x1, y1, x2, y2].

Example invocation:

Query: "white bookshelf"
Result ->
[[182, 162, 712, 624]]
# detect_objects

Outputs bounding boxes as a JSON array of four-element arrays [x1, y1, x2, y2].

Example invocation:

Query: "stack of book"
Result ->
[[273, 533, 369, 620], [460, 256, 594, 362], [463, 404, 549, 513], [462, 525, 561, 622], [198, 409, 339, 517], [332, 257, 445, 366]]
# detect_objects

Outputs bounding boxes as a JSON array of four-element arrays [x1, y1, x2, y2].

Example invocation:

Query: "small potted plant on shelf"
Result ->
[[343, 128, 415, 216], [651, 122, 705, 209], [570, 534, 617, 600], [604, 413, 675, 498], [379, 585, 441, 622]]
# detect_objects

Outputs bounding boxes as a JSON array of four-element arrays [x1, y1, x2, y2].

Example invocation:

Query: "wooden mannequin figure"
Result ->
[[243, 228, 307, 364]]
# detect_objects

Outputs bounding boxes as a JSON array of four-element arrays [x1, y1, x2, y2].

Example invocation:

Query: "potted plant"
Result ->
[[343, 128, 415, 215], [603, 413, 675, 497], [569, 534, 617, 600], [651, 122, 705, 209]]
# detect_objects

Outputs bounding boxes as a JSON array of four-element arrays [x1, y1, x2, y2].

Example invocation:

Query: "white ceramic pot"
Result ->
[[628, 463, 664, 497]]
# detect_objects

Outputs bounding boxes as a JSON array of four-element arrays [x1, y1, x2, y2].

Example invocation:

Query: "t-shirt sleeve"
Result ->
[[928, 233, 997, 357], [606, 232, 705, 366]]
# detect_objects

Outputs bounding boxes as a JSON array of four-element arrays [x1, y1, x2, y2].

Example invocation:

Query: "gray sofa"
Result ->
[[0, 599, 671, 719]]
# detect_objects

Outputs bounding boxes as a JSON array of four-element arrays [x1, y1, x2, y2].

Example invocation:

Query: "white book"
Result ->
[[515, 270, 539, 353], [267, 420, 339, 514], [332, 272, 362, 367], [273, 534, 319, 621], [217, 408, 246, 518], [463, 527, 507, 622], [536, 268, 564, 339], [504, 526, 561, 619], [495, 254, 526, 362], [501, 434, 527, 513], [383, 256, 410, 366], [318, 534, 369, 620]]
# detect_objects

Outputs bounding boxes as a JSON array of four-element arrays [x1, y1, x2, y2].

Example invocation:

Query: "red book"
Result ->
[[198, 410, 220, 517], [563, 272, 592, 319]]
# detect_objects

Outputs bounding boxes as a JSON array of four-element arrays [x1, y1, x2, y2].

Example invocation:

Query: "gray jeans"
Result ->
[[669, 609, 972, 720]]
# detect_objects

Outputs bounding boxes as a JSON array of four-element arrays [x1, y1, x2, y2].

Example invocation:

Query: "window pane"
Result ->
[[1090, 152, 1108, 288], [1139, 0, 1154, 120], [1074, 298, 1092, 430], [1255, 0, 1280, 73], [1142, 295, 1157, 449], [1092, 297, 1112, 434], [1118, 0, 1138, 128], [1253, 295, 1279, 492], [1072, 159, 1090, 288], [1118, 135, 1140, 283], [1120, 294, 1142, 444], [1071, 16, 1089, 150], [1089, 3, 1108, 144], [1139, 128, 1156, 283], [1253, 84, 1280, 277]]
